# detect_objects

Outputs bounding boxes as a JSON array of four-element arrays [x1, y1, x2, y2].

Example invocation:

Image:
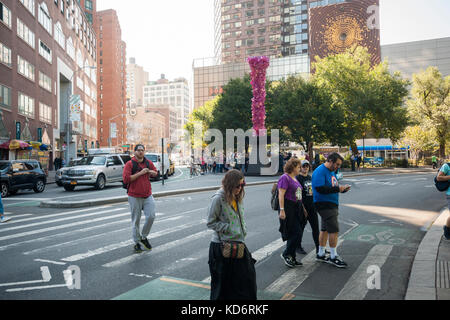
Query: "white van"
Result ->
[[144, 153, 170, 180]]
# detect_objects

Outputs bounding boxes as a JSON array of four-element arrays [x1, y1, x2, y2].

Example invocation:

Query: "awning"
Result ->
[[0, 140, 30, 150], [357, 146, 410, 151], [27, 141, 50, 151]]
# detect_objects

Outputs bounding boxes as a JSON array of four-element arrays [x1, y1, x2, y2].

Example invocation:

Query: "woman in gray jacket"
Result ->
[[207, 169, 257, 300]]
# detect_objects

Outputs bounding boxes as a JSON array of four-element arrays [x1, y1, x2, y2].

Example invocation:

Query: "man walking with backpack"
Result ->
[[123, 144, 158, 253]]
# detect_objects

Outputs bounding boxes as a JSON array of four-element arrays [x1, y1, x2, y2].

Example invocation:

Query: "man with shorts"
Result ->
[[312, 153, 351, 268]]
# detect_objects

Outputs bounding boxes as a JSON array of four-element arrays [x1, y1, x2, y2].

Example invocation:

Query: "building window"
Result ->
[[66, 37, 75, 60], [0, 42, 11, 67], [39, 40, 52, 63], [18, 55, 35, 82], [0, 1, 12, 28], [38, 3, 52, 35], [39, 72, 52, 92], [39, 102, 52, 124], [0, 84, 11, 109], [54, 22, 65, 49], [18, 92, 35, 117], [17, 18, 36, 49], [19, 0, 35, 17]]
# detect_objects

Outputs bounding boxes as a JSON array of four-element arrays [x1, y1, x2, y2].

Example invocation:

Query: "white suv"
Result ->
[[57, 154, 132, 191]]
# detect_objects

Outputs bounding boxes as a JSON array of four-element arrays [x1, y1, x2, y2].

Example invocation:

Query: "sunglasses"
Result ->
[[236, 182, 246, 189], [136, 149, 145, 152]]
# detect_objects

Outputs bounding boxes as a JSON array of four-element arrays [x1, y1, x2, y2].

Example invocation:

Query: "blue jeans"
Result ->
[[0, 193, 4, 215]]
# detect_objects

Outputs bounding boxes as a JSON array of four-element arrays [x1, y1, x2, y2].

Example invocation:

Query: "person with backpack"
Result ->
[[122, 144, 158, 253], [436, 161, 450, 240], [312, 153, 351, 268], [277, 157, 305, 268], [296, 160, 320, 255]]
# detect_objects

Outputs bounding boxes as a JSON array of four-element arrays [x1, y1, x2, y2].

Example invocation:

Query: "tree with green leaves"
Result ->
[[407, 66, 450, 158], [184, 96, 218, 151], [209, 75, 254, 135], [266, 75, 343, 160], [399, 125, 437, 163], [312, 46, 410, 150]]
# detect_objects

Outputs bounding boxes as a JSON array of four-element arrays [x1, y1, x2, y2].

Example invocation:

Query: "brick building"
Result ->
[[94, 9, 127, 148], [0, 0, 97, 169]]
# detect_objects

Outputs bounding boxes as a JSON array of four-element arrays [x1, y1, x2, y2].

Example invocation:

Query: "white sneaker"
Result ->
[[0, 216, 11, 223]]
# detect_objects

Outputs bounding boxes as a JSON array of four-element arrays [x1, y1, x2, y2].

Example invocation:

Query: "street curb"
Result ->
[[39, 180, 278, 208], [40, 169, 434, 208], [405, 207, 449, 300]]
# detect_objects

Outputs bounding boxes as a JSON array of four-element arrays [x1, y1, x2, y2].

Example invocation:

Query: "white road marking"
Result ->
[[335, 244, 393, 300], [6, 284, 68, 292], [264, 223, 359, 294], [2, 205, 118, 225], [102, 228, 212, 268], [61, 219, 207, 263], [0, 266, 51, 287], [0, 212, 130, 242], [34, 259, 66, 266]]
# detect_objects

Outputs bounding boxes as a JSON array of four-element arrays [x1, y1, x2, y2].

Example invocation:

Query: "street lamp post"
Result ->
[[108, 114, 126, 148], [66, 66, 96, 167]]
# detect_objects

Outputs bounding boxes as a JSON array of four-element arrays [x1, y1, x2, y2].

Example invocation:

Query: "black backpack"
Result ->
[[270, 183, 280, 211], [122, 159, 151, 190], [434, 163, 450, 192]]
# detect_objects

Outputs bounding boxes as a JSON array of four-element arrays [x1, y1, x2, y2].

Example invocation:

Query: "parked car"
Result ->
[[55, 158, 83, 187], [168, 159, 175, 176], [144, 153, 170, 180], [57, 153, 132, 191], [0, 160, 47, 197]]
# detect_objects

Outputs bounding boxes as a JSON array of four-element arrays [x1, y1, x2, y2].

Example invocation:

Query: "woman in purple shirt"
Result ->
[[277, 158, 305, 268]]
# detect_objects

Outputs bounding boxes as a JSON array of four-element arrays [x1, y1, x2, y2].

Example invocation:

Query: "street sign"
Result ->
[[15, 122, 21, 139], [69, 95, 81, 121], [110, 123, 117, 138]]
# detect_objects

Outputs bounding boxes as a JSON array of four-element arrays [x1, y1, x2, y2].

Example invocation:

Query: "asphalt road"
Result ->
[[0, 171, 446, 300]]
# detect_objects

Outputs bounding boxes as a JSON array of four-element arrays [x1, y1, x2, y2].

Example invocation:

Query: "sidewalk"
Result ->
[[406, 207, 450, 300]]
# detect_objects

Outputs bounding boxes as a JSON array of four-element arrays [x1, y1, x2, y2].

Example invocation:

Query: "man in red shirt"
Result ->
[[123, 144, 158, 253]]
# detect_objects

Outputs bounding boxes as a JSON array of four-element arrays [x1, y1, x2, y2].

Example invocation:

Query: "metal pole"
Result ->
[[161, 138, 165, 186]]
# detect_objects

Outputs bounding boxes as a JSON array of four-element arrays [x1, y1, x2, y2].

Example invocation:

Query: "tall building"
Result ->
[[94, 9, 127, 148], [143, 75, 190, 128], [0, 0, 98, 168], [126, 57, 149, 108], [194, 0, 380, 109], [214, 0, 309, 64], [77, 0, 96, 25]]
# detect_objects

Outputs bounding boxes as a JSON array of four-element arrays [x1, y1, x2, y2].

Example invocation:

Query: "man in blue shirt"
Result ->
[[437, 162, 450, 240], [312, 153, 350, 268]]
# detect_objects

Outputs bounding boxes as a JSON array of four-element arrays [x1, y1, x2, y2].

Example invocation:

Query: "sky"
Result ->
[[97, 0, 450, 82]]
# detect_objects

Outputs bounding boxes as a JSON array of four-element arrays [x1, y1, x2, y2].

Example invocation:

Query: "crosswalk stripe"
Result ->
[[264, 223, 358, 294], [0, 207, 126, 233], [335, 244, 393, 300], [0, 212, 130, 242], [0, 219, 129, 252], [61, 219, 207, 263], [102, 229, 212, 268], [3, 205, 120, 224]]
